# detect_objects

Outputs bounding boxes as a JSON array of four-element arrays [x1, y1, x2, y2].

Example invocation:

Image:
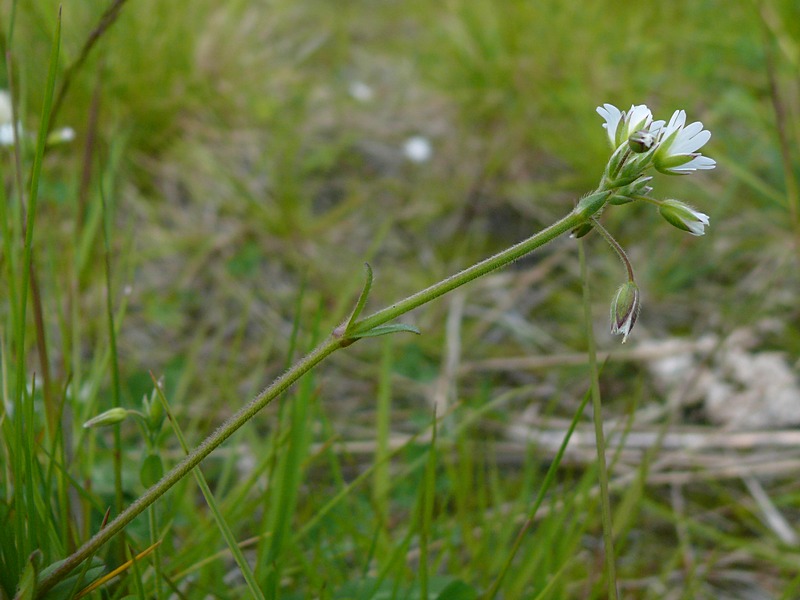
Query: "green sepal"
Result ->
[[571, 221, 594, 238], [654, 152, 696, 174], [347, 323, 420, 340], [608, 195, 634, 205], [575, 190, 610, 219], [658, 206, 692, 232]]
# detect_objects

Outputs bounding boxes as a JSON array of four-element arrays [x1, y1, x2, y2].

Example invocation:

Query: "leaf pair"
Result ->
[[338, 263, 420, 343]]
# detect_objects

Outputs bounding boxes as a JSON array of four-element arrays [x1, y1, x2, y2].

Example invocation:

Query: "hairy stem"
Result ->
[[36, 206, 588, 597], [592, 219, 635, 281], [351, 209, 585, 334], [35, 338, 341, 597]]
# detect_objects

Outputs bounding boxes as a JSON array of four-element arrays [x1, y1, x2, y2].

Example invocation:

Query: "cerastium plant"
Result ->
[[28, 103, 714, 598]]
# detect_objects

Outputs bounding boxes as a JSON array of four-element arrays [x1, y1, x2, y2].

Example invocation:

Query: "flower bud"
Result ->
[[144, 387, 165, 431], [610, 281, 640, 343], [658, 199, 709, 236], [83, 407, 129, 429], [628, 130, 655, 153]]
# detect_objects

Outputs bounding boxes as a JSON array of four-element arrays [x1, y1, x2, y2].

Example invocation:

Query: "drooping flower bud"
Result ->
[[658, 199, 710, 236], [610, 281, 640, 343]]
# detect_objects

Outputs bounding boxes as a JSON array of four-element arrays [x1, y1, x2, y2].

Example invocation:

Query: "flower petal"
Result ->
[[597, 103, 623, 147]]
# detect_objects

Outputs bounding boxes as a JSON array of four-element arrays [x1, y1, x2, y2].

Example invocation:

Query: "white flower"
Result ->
[[597, 103, 663, 149], [348, 81, 374, 103], [658, 199, 710, 236], [597, 103, 623, 147], [0, 90, 12, 125], [654, 110, 715, 174], [0, 123, 15, 146], [403, 136, 432, 163]]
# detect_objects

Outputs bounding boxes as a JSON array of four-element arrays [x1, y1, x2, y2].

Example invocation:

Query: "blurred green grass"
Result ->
[[2, 0, 800, 597]]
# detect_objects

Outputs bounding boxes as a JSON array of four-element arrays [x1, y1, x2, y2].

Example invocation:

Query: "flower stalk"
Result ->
[[34, 101, 715, 597]]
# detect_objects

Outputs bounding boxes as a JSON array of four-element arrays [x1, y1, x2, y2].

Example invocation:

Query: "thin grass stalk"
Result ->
[[257, 279, 307, 589], [759, 5, 800, 247], [151, 377, 265, 600], [263, 365, 315, 597], [373, 337, 393, 524], [484, 384, 594, 599], [419, 414, 438, 600], [47, 0, 129, 134], [100, 178, 125, 563], [578, 240, 618, 599], [10, 8, 61, 574]]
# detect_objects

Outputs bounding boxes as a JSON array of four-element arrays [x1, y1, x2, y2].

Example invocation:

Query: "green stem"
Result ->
[[591, 219, 635, 281], [578, 240, 618, 599], [35, 207, 588, 597], [351, 209, 585, 334], [35, 337, 341, 597]]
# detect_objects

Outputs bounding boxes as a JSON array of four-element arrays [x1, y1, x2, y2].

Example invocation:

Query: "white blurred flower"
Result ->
[[46, 126, 76, 146], [348, 81, 374, 103], [658, 199, 710, 236], [403, 136, 432, 163], [0, 123, 16, 146], [0, 90, 12, 125], [0, 89, 76, 149], [653, 109, 715, 175]]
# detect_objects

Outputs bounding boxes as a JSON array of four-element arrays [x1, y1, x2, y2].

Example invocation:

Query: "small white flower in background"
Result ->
[[658, 199, 710, 236], [46, 126, 76, 146], [0, 88, 77, 148], [403, 135, 432, 163], [0, 90, 16, 147], [0, 90, 12, 125], [0, 123, 16, 147], [653, 109, 715, 174], [348, 81, 374, 103]]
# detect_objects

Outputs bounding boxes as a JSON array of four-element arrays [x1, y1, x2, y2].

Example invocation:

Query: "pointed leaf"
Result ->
[[345, 263, 373, 332], [347, 323, 420, 340]]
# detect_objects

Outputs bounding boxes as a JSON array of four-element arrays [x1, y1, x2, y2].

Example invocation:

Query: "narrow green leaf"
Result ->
[[15, 551, 41, 600], [150, 375, 266, 600], [345, 262, 374, 331], [347, 323, 420, 340], [435, 580, 478, 600]]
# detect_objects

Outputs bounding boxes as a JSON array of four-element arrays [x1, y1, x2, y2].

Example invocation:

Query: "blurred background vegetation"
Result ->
[[2, 0, 800, 598]]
